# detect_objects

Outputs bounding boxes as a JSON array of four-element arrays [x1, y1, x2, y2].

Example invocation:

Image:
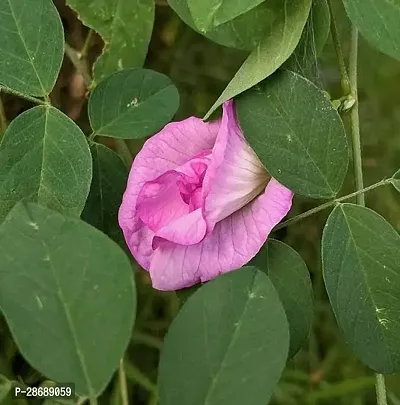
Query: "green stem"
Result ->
[[81, 30, 94, 59], [375, 374, 388, 405], [348, 24, 387, 405], [115, 139, 133, 166], [274, 179, 389, 231], [132, 331, 163, 351], [119, 359, 129, 405], [124, 361, 157, 395], [349, 26, 365, 205], [0, 91, 7, 135], [0, 85, 49, 106], [89, 397, 98, 405], [327, 0, 351, 95], [148, 393, 158, 405], [64, 43, 93, 88]]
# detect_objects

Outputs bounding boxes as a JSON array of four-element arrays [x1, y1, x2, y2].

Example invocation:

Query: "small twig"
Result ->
[[76, 396, 88, 405], [81, 29, 94, 59], [349, 26, 365, 205], [375, 374, 388, 405], [115, 139, 133, 166], [124, 361, 157, 395], [64, 43, 92, 88], [327, 0, 351, 96], [274, 179, 390, 231], [119, 359, 129, 405], [132, 331, 163, 351], [0, 85, 49, 106]]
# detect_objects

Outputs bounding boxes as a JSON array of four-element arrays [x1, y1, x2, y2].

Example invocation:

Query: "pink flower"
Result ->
[[119, 101, 293, 291]]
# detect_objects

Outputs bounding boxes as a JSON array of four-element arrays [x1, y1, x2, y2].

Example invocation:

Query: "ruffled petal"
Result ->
[[149, 178, 294, 291], [119, 117, 220, 268], [201, 100, 269, 232], [204, 101, 269, 226], [153, 208, 207, 249], [136, 171, 190, 232]]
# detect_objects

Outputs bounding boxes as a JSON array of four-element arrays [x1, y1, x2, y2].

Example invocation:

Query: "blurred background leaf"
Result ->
[[65, 0, 155, 83]]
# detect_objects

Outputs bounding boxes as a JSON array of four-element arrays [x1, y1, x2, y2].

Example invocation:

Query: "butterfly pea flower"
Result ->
[[119, 101, 293, 291]]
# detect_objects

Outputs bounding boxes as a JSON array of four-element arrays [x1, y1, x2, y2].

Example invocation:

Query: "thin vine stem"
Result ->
[[124, 361, 157, 395], [273, 179, 390, 231], [0, 85, 49, 106], [349, 26, 365, 205], [115, 139, 133, 166], [327, 0, 351, 95], [119, 359, 129, 405], [348, 23, 387, 405], [375, 374, 388, 405], [81, 29, 94, 59], [64, 43, 92, 88], [89, 397, 98, 405]]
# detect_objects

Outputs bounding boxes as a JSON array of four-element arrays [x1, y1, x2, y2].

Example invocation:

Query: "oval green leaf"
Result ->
[[204, 0, 312, 118], [0, 106, 92, 223], [158, 267, 289, 405], [82, 143, 127, 244], [0, 202, 136, 396], [0, 0, 64, 96], [168, 0, 273, 51], [66, 0, 154, 83], [322, 203, 400, 373], [391, 169, 400, 193], [343, 0, 400, 61], [187, 0, 264, 32], [237, 70, 349, 199], [250, 240, 313, 358], [89, 69, 180, 139]]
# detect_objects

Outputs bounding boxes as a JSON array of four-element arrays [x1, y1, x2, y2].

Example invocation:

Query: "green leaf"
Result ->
[[284, 0, 330, 79], [236, 70, 349, 199], [0, 0, 64, 96], [65, 0, 154, 83], [250, 240, 313, 358], [82, 143, 127, 243], [0, 375, 11, 403], [343, 0, 400, 61], [169, 0, 289, 51], [390, 169, 400, 193], [159, 267, 289, 405], [0, 202, 136, 397], [0, 106, 92, 223], [89, 69, 180, 139], [322, 203, 400, 373], [187, 0, 264, 32], [204, 0, 312, 118]]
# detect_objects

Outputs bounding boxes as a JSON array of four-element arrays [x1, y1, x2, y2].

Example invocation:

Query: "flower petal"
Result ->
[[153, 208, 207, 249], [136, 171, 189, 232], [204, 101, 269, 227], [119, 117, 220, 268], [149, 178, 293, 291], [201, 100, 268, 232]]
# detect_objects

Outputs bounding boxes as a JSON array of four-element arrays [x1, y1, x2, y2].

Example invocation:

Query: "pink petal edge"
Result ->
[[118, 116, 219, 269], [149, 178, 293, 291]]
